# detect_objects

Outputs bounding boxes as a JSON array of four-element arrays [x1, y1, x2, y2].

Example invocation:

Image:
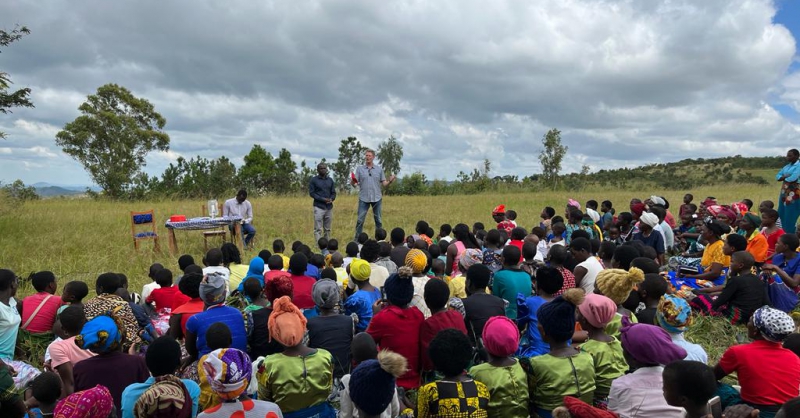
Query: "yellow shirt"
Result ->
[[700, 240, 730, 270]]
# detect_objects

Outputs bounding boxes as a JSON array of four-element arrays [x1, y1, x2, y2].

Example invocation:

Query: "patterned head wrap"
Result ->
[[268, 296, 307, 347], [620, 318, 687, 365], [492, 204, 506, 215], [656, 294, 693, 334], [203, 348, 253, 401], [639, 212, 659, 228], [753, 306, 795, 343], [199, 272, 228, 305], [702, 198, 717, 207], [264, 272, 293, 302], [350, 259, 372, 281], [631, 203, 645, 217], [567, 199, 581, 210], [133, 375, 192, 418], [312, 279, 340, 309], [731, 202, 749, 216], [54, 385, 114, 418], [742, 212, 762, 229], [459, 249, 483, 271], [577, 294, 618, 329], [705, 205, 723, 217], [405, 249, 428, 274], [482, 316, 519, 357], [75, 313, 124, 354]]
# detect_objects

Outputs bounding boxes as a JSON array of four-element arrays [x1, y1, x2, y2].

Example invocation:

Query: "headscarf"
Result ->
[[264, 272, 293, 302], [586, 208, 600, 223], [349, 350, 407, 416], [133, 375, 192, 418], [631, 203, 645, 217], [312, 279, 340, 309], [199, 272, 228, 305], [619, 318, 687, 365], [753, 306, 795, 343], [731, 202, 749, 216], [567, 199, 581, 210], [595, 268, 644, 305], [54, 385, 114, 418], [702, 198, 717, 207], [268, 296, 307, 347], [350, 259, 372, 282], [715, 206, 737, 223], [244, 256, 265, 282], [538, 289, 584, 342], [649, 196, 666, 206], [482, 316, 519, 357], [577, 294, 618, 329], [203, 348, 253, 401], [459, 249, 483, 271], [742, 212, 762, 229], [704, 219, 731, 237], [639, 212, 659, 228], [75, 314, 124, 354], [405, 249, 427, 274], [492, 204, 506, 215], [656, 294, 693, 334], [384, 267, 415, 307]]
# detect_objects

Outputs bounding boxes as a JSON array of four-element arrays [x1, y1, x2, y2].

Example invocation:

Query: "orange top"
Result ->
[[746, 230, 769, 263]]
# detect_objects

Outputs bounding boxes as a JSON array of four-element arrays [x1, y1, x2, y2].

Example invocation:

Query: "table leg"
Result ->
[[168, 228, 178, 255], [234, 222, 244, 253]]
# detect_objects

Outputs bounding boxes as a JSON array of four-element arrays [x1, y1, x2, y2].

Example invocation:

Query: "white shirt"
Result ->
[[140, 282, 161, 305], [411, 275, 431, 318], [608, 366, 684, 418], [670, 333, 708, 364], [661, 221, 675, 249], [654, 224, 667, 247], [223, 197, 253, 223], [535, 240, 549, 262], [369, 263, 390, 288], [576, 256, 604, 294], [203, 266, 231, 292]]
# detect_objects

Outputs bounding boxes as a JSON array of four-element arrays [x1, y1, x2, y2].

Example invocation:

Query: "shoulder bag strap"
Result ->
[[22, 294, 54, 329]]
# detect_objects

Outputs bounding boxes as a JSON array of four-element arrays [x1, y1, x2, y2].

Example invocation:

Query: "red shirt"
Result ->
[[146, 286, 179, 312], [763, 228, 786, 262], [719, 339, 800, 405], [21, 292, 62, 333], [171, 298, 204, 335], [497, 221, 515, 235], [555, 266, 576, 296], [367, 305, 425, 389], [291, 274, 317, 309], [419, 310, 468, 372], [509, 240, 524, 253], [171, 291, 191, 311]]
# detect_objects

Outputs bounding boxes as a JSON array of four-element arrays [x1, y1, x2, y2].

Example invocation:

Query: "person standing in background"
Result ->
[[352, 149, 395, 241], [777, 149, 800, 234], [309, 162, 336, 241]]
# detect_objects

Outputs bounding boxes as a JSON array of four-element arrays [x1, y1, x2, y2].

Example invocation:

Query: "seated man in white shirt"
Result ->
[[223, 189, 255, 248]]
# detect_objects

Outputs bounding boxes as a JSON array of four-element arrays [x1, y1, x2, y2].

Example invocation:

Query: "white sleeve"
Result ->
[[339, 375, 355, 418]]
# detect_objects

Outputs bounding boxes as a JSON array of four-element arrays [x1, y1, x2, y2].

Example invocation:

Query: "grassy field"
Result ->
[[0, 183, 779, 294]]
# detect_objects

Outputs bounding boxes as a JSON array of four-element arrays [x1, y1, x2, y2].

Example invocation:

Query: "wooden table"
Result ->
[[164, 216, 243, 255]]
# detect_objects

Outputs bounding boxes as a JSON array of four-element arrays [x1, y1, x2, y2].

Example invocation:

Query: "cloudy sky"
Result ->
[[1, 0, 799, 186]]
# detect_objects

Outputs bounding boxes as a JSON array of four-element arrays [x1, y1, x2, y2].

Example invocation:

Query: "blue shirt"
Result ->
[[492, 268, 532, 319], [186, 305, 248, 355], [309, 174, 336, 209], [777, 161, 800, 183], [344, 288, 381, 332], [355, 164, 386, 203], [120, 376, 201, 418], [517, 295, 550, 357], [772, 252, 800, 277]]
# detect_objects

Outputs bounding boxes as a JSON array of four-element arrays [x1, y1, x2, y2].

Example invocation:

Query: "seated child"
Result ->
[[417, 329, 489, 418], [340, 333, 407, 418], [419, 279, 467, 376], [656, 295, 708, 363], [344, 260, 381, 333], [576, 293, 627, 408], [635, 273, 668, 326], [145, 268, 179, 313], [517, 266, 563, 357], [330, 252, 349, 288], [265, 255, 286, 283], [318, 237, 330, 257], [469, 316, 529, 417], [662, 360, 718, 418], [608, 319, 687, 417], [594, 268, 644, 337], [141, 263, 163, 303], [243, 278, 269, 312], [20, 271, 62, 334], [47, 306, 95, 398], [523, 289, 596, 418], [25, 371, 61, 418], [693, 251, 768, 325]]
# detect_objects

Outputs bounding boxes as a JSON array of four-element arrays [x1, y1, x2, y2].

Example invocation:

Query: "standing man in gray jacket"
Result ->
[[309, 162, 336, 241]]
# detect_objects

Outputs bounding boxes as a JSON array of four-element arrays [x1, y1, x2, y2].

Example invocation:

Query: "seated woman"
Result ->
[[740, 212, 769, 266], [0, 269, 40, 389], [715, 306, 800, 418], [257, 296, 335, 418], [633, 213, 666, 265], [673, 220, 731, 291], [762, 234, 800, 294]]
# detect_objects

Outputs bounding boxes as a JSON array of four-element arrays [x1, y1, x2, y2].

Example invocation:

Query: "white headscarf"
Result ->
[[586, 208, 600, 223], [640, 212, 659, 228], [649, 195, 666, 206]]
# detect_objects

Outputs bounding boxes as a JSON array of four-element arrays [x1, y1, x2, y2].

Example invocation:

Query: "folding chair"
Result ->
[[131, 210, 160, 251]]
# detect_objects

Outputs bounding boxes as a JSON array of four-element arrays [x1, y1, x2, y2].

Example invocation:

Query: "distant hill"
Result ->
[[31, 182, 92, 197]]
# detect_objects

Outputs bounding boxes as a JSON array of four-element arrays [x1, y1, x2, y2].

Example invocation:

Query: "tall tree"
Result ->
[[238, 144, 276, 194], [55, 84, 169, 198], [538, 128, 568, 190], [377, 135, 403, 176], [331, 136, 366, 192], [273, 148, 298, 193], [0, 25, 34, 139]]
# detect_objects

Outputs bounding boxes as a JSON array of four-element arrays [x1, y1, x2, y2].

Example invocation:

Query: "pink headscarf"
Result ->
[[567, 199, 581, 210], [577, 294, 618, 329], [54, 385, 114, 418], [631, 203, 646, 217], [731, 202, 748, 216], [482, 316, 520, 357]]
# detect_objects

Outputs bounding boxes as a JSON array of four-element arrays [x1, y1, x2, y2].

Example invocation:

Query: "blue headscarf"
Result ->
[[237, 257, 265, 293], [75, 314, 123, 353]]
